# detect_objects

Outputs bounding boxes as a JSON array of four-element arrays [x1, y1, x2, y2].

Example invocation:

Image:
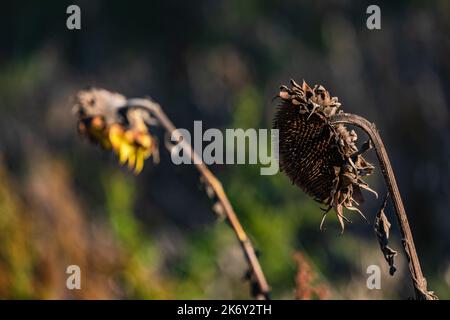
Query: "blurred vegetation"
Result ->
[[0, 0, 449, 299]]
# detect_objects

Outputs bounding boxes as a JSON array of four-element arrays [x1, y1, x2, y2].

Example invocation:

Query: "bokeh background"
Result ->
[[0, 0, 449, 299]]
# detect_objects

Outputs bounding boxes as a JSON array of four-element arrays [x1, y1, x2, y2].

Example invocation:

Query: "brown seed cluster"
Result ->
[[273, 80, 376, 231]]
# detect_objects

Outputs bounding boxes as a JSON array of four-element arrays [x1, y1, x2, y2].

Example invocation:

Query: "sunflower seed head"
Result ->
[[273, 80, 375, 231], [73, 88, 127, 124]]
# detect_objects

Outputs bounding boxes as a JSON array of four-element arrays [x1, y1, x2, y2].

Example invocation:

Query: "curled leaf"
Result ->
[[374, 195, 398, 276]]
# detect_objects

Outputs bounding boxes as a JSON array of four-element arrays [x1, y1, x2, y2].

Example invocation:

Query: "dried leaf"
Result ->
[[374, 195, 398, 276]]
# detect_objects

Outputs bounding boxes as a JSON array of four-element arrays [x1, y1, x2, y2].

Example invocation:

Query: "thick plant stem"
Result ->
[[330, 113, 437, 300], [126, 98, 271, 299]]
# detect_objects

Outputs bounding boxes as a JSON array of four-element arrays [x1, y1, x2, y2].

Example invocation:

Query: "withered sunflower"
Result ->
[[74, 88, 158, 174], [273, 80, 377, 231]]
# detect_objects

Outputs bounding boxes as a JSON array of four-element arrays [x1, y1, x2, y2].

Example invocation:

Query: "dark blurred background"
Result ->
[[0, 0, 448, 299]]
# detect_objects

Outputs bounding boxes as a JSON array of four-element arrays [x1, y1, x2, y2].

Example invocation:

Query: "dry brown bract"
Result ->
[[273, 80, 377, 232]]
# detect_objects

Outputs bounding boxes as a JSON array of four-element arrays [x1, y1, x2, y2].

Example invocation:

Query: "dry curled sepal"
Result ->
[[374, 195, 398, 276], [74, 88, 159, 174], [274, 80, 376, 232]]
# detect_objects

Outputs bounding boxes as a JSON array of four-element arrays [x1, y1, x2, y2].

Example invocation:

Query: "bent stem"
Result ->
[[330, 113, 437, 300], [126, 98, 271, 299]]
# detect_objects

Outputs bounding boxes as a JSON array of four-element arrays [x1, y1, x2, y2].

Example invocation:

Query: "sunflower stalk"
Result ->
[[74, 89, 270, 299], [330, 113, 437, 300], [126, 98, 271, 299]]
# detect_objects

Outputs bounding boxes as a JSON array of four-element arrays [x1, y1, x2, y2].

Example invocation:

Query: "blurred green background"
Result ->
[[0, 0, 449, 299]]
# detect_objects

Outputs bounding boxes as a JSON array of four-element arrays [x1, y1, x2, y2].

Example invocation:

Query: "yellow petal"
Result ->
[[124, 130, 135, 144], [127, 147, 137, 170], [134, 149, 145, 175], [119, 143, 132, 165], [138, 133, 152, 149], [109, 125, 125, 151]]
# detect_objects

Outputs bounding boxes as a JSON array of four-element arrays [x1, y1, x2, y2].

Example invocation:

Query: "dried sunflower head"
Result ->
[[74, 88, 159, 174], [273, 80, 377, 231]]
